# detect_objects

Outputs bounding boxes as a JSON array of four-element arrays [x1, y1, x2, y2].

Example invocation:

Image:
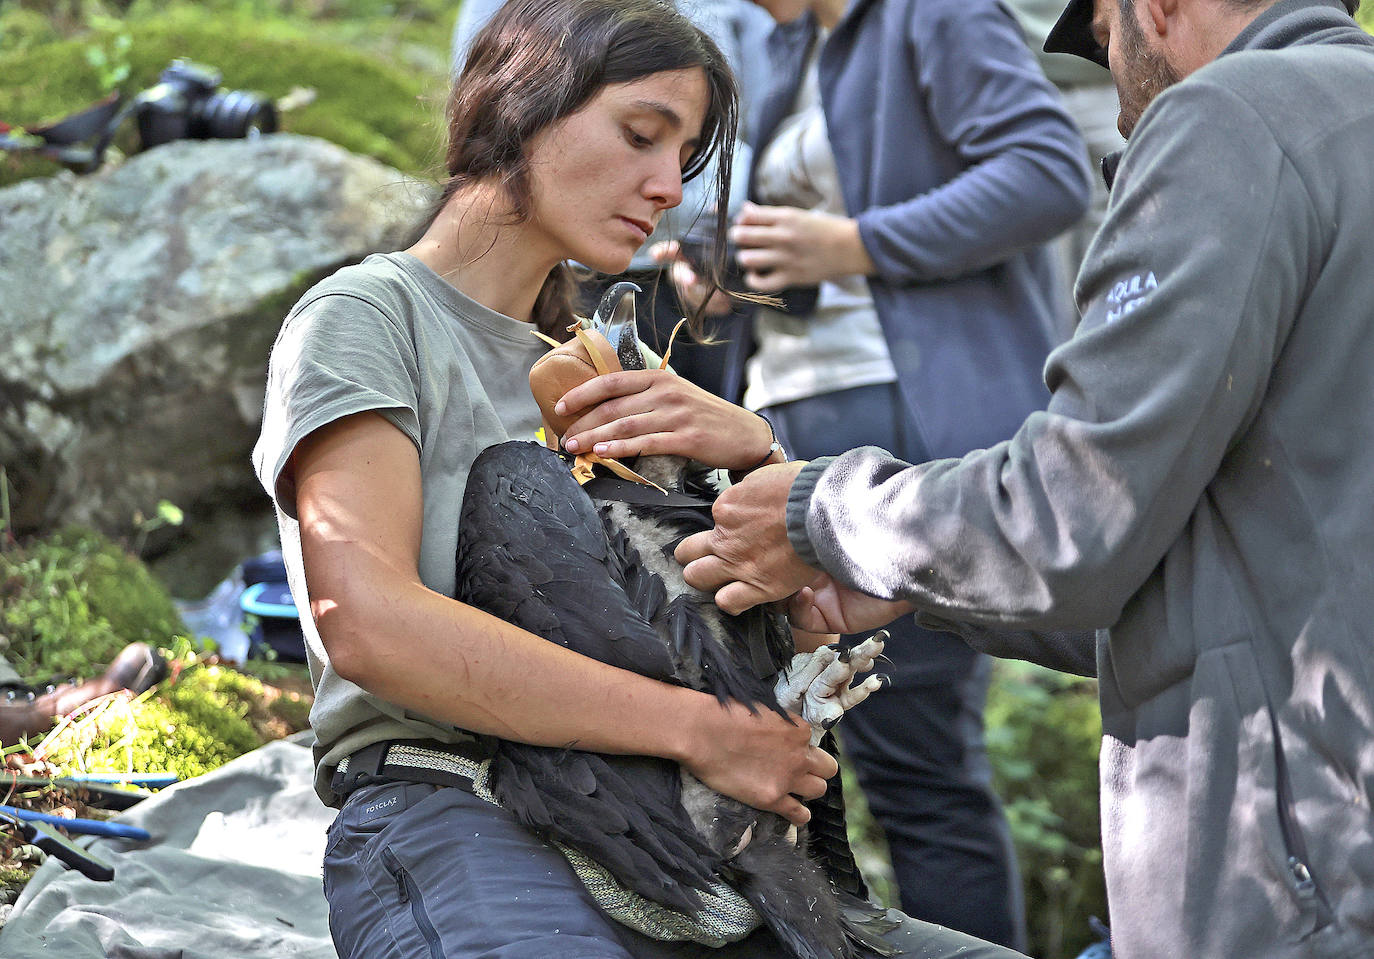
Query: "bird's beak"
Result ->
[[591, 281, 646, 373]]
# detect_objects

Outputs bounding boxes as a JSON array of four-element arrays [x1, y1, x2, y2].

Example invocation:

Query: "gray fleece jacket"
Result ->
[[787, 1, 1374, 955]]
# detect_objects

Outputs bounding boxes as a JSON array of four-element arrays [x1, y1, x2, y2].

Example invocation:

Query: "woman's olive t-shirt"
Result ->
[[253, 251, 550, 805]]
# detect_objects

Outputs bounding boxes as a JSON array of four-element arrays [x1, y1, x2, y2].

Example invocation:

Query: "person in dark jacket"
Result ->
[[674, 0, 1374, 956], [649, 0, 1088, 946]]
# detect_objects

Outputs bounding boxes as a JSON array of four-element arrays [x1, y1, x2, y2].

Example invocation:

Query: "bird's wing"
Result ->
[[457, 440, 676, 681], [456, 440, 723, 909]]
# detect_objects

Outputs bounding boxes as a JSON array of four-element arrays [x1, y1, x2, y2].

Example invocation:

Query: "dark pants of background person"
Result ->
[[763, 382, 1028, 952], [323, 779, 1026, 959], [578, 270, 752, 403]]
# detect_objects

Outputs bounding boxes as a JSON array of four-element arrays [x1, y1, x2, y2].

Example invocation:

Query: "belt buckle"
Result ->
[[334, 741, 393, 796]]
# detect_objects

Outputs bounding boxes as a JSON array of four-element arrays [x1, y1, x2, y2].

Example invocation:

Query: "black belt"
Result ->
[[331, 738, 494, 799]]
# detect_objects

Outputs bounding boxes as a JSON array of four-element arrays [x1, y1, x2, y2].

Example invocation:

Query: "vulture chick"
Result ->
[[455, 283, 893, 959]]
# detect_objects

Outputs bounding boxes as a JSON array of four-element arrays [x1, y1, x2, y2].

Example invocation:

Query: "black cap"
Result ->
[[1045, 0, 1109, 68]]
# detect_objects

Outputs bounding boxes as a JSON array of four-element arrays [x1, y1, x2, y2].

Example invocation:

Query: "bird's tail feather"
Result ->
[[726, 836, 853, 959], [805, 731, 870, 900]]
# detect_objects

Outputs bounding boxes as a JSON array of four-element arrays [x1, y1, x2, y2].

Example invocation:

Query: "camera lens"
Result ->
[[190, 90, 278, 140]]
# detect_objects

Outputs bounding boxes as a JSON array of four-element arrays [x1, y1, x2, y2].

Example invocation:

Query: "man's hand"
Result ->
[[729, 202, 875, 292], [675, 461, 817, 615], [788, 575, 915, 636]]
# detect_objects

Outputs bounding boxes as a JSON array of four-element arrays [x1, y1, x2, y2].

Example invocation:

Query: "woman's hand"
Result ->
[[650, 240, 734, 318], [675, 697, 837, 825], [558, 369, 777, 471], [729, 202, 875, 291]]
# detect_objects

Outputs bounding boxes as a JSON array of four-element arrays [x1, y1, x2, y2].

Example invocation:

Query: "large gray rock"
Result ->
[[0, 133, 433, 594]]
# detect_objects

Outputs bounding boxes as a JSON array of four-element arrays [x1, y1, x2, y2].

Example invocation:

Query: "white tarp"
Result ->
[[0, 734, 337, 958]]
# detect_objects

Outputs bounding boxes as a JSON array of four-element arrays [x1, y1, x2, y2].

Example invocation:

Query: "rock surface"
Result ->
[[0, 133, 433, 594]]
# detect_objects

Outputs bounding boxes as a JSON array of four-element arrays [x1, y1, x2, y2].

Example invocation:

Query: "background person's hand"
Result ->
[[675, 461, 818, 615], [650, 240, 734, 317], [677, 697, 837, 825], [788, 574, 916, 636], [729, 202, 875, 292], [558, 368, 775, 471]]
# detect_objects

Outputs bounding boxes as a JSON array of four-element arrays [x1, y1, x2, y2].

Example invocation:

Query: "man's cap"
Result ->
[[1045, 0, 1109, 68]]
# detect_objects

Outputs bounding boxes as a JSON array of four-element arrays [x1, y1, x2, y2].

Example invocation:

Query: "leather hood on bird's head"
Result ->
[[528, 281, 643, 440]]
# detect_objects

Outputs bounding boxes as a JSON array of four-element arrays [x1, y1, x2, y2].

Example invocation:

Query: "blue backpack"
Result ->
[[239, 552, 306, 663]]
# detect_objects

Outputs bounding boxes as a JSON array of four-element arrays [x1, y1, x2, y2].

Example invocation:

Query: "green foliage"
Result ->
[[986, 660, 1106, 959], [0, 2, 449, 187], [82, 11, 132, 90], [39, 654, 311, 780], [0, 527, 187, 682], [1359, 3, 1374, 34], [838, 748, 899, 909], [0, 527, 311, 780], [130, 499, 184, 556], [0, 7, 63, 54]]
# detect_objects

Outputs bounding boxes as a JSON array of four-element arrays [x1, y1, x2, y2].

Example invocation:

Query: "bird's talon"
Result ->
[[727, 820, 756, 858]]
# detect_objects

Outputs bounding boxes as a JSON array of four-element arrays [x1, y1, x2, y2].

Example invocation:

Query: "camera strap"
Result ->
[[0, 93, 129, 172]]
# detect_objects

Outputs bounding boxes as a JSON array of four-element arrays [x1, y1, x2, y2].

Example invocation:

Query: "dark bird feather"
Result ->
[[454, 284, 884, 958]]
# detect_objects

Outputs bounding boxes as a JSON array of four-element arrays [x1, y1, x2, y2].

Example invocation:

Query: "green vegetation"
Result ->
[[0, 0, 456, 187], [0, 525, 311, 773], [0, 525, 185, 681], [0, 524, 313, 904], [36, 649, 311, 780], [988, 661, 1106, 959]]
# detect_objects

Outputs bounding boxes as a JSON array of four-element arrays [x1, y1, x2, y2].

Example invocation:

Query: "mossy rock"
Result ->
[[0, 527, 187, 682], [0, 5, 446, 188], [0, 524, 312, 773], [37, 660, 313, 780]]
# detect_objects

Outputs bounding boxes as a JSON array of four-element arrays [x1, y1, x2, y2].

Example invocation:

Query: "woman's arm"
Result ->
[[291, 411, 832, 823], [846, 0, 1090, 284]]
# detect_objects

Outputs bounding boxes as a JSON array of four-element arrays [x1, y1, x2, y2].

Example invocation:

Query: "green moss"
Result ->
[[0, 523, 313, 774], [39, 659, 311, 780], [0, 4, 446, 187], [0, 527, 186, 682], [0, 8, 63, 54]]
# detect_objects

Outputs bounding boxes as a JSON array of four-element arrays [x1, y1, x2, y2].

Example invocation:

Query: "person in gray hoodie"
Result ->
[[673, 0, 1374, 956]]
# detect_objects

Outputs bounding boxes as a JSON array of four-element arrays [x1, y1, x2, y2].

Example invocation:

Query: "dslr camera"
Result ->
[[0, 59, 277, 173], [133, 60, 277, 149]]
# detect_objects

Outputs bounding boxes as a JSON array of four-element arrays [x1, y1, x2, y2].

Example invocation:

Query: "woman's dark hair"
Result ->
[[437, 0, 740, 340]]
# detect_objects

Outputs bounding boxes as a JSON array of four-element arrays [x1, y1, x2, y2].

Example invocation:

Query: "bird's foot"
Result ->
[[774, 631, 888, 744]]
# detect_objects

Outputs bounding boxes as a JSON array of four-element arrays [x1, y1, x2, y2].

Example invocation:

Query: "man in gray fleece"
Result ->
[[676, 0, 1374, 955]]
